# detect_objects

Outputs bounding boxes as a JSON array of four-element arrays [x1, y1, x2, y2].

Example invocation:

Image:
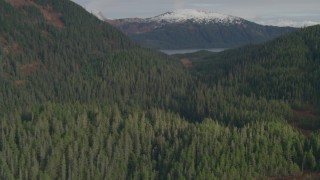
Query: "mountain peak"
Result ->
[[149, 9, 242, 24]]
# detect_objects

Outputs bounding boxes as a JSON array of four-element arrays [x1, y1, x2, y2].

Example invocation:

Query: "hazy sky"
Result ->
[[72, 0, 320, 27]]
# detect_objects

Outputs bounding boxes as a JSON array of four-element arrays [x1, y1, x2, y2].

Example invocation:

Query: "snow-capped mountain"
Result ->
[[148, 9, 242, 24], [107, 9, 296, 49]]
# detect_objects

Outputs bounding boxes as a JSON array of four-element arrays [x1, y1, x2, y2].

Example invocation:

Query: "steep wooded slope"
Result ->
[[0, 0, 191, 113]]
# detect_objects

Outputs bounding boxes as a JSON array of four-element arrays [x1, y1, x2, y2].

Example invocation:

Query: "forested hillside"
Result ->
[[0, 0, 320, 179], [178, 25, 320, 118], [0, 0, 191, 113]]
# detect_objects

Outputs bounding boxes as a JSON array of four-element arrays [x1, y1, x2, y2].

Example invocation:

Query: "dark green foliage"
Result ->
[[0, 0, 320, 179], [0, 104, 317, 179], [186, 25, 320, 106]]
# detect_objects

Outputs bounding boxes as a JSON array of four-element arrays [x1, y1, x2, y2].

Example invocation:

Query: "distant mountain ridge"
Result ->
[[106, 9, 297, 49], [146, 9, 242, 24]]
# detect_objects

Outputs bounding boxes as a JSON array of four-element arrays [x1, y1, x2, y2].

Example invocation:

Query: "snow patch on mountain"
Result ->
[[148, 9, 242, 24]]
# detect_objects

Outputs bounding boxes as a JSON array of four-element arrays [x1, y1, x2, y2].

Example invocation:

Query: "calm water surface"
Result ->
[[160, 48, 226, 55]]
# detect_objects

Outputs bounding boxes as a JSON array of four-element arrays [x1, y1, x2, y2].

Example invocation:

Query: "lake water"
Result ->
[[160, 48, 226, 55]]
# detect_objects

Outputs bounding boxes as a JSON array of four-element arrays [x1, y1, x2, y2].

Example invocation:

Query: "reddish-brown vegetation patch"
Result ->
[[20, 61, 39, 75], [294, 109, 317, 119], [289, 106, 319, 136], [38, 6, 64, 29], [270, 172, 320, 180], [7, 0, 64, 29], [15, 80, 25, 86], [181, 58, 193, 68], [11, 42, 23, 53], [290, 122, 313, 137], [0, 36, 23, 54]]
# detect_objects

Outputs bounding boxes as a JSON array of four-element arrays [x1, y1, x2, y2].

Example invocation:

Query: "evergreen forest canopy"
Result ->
[[0, 0, 320, 179]]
